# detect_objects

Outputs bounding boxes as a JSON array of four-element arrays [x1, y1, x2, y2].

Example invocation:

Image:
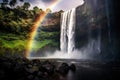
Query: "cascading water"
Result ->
[[60, 8, 76, 54], [60, 7, 101, 58]]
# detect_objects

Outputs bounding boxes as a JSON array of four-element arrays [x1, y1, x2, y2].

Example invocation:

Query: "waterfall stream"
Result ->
[[60, 8, 76, 54]]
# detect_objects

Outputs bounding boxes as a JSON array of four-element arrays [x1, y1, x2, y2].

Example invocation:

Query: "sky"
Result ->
[[27, 0, 84, 12], [0, 0, 84, 12]]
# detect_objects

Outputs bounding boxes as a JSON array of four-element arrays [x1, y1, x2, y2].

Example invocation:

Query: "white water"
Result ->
[[60, 8, 76, 53]]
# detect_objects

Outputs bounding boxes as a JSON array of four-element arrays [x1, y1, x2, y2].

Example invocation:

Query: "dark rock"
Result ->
[[70, 64, 76, 72], [27, 75, 34, 80], [42, 63, 55, 75], [2, 62, 12, 69], [37, 71, 43, 77], [0, 70, 5, 79], [28, 64, 33, 68], [34, 76, 39, 80], [13, 63, 24, 72], [25, 65, 39, 74], [58, 63, 69, 74]]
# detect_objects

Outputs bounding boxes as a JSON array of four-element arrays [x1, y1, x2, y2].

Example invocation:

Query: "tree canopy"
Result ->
[[23, 2, 30, 10]]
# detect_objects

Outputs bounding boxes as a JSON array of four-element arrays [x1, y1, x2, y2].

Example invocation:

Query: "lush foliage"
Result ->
[[0, 32, 27, 55], [0, 0, 62, 56], [31, 31, 60, 51]]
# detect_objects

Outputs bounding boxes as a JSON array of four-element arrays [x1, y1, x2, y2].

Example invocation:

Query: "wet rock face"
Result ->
[[75, 0, 107, 43], [41, 18, 60, 31], [40, 12, 61, 32]]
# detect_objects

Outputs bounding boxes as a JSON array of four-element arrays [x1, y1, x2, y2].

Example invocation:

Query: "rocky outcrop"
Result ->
[[41, 18, 60, 31], [40, 11, 63, 31], [74, 0, 108, 48], [75, 0, 117, 60]]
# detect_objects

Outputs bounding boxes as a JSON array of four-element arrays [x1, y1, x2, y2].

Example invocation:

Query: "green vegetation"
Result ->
[[0, 31, 60, 55], [0, 0, 61, 56], [31, 31, 60, 51], [38, 31, 60, 41], [0, 33, 27, 55], [32, 40, 53, 51]]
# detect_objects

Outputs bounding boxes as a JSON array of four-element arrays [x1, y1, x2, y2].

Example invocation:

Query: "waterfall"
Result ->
[[60, 8, 100, 55], [60, 8, 76, 53]]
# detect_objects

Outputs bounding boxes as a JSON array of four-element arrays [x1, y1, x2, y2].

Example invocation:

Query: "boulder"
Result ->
[[58, 63, 69, 74], [70, 64, 76, 72]]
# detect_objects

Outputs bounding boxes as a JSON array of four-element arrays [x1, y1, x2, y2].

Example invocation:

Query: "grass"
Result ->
[[0, 32, 59, 55], [30, 31, 60, 51], [31, 39, 59, 51], [0, 33, 27, 55], [0, 39, 27, 49]]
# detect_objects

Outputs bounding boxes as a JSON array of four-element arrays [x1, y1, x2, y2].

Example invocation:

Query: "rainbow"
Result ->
[[25, 0, 60, 58]]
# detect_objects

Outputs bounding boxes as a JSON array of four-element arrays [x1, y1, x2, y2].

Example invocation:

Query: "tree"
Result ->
[[33, 6, 39, 11], [46, 8, 52, 13], [1, 0, 8, 8], [23, 2, 30, 10], [33, 6, 42, 15], [19, 0, 24, 2], [2, 0, 8, 3], [9, 0, 17, 8], [59, 10, 64, 13]]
